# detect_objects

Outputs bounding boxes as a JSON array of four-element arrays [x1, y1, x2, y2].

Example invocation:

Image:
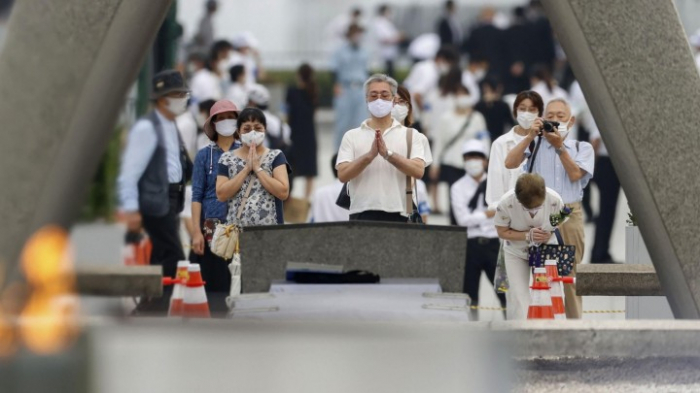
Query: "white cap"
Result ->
[[177, 260, 190, 268], [248, 83, 270, 105], [690, 29, 700, 48], [187, 263, 201, 273], [544, 260, 557, 266], [461, 139, 487, 157], [534, 267, 547, 274], [233, 31, 259, 49], [408, 33, 440, 60]]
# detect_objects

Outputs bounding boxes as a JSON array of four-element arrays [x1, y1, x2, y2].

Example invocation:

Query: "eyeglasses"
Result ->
[[167, 92, 190, 99], [367, 92, 393, 101]]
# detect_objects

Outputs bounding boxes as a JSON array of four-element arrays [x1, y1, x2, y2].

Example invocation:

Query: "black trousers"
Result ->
[[439, 164, 466, 225], [591, 156, 620, 262], [464, 237, 506, 307], [350, 210, 406, 223], [189, 238, 232, 315], [135, 194, 185, 316]]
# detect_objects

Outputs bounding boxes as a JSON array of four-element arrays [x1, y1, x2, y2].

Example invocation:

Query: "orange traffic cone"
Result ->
[[168, 261, 190, 317], [544, 260, 566, 320], [182, 263, 210, 318], [527, 267, 555, 320]]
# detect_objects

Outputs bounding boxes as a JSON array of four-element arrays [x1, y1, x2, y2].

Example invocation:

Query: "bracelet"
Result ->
[[255, 168, 264, 173], [525, 230, 531, 243]]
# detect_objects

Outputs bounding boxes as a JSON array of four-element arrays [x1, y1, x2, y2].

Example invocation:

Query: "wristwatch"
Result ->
[[384, 150, 394, 160], [555, 147, 564, 156]]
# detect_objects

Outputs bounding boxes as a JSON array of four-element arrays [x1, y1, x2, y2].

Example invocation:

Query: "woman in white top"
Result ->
[[485, 90, 545, 210], [190, 53, 223, 103], [529, 65, 568, 106], [431, 83, 489, 224], [494, 173, 565, 320], [226, 64, 249, 110]]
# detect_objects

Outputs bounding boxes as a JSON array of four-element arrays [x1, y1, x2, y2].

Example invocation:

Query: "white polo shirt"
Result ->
[[493, 187, 564, 259], [336, 119, 432, 215], [485, 127, 528, 210]]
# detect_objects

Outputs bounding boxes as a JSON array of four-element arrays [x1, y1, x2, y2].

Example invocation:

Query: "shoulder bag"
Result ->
[[211, 153, 264, 260], [405, 128, 424, 224], [438, 112, 474, 164], [527, 229, 575, 277]]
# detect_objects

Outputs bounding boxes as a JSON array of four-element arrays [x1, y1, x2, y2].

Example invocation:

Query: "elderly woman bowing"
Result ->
[[493, 173, 566, 320]]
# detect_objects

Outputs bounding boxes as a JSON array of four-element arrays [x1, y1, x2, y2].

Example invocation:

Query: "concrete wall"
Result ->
[[240, 222, 467, 293], [0, 0, 172, 284], [542, 0, 700, 319]]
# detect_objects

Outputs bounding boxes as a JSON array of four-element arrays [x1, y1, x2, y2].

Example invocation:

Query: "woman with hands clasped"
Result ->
[[493, 173, 566, 320], [216, 107, 291, 226]]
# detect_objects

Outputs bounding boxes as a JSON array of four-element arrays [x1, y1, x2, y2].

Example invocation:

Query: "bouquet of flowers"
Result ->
[[550, 206, 573, 227]]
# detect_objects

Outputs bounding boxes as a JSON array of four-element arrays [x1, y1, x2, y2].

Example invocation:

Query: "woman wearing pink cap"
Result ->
[[190, 100, 241, 311]]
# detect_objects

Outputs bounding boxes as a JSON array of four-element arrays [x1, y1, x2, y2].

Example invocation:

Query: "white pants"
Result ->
[[504, 253, 531, 320]]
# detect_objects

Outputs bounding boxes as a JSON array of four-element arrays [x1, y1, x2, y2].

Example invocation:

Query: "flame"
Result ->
[[15, 226, 79, 355]]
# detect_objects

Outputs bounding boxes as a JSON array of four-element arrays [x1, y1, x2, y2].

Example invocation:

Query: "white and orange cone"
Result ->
[[544, 260, 566, 320], [527, 267, 555, 320], [183, 264, 210, 318], [168, 261, 190, 317]]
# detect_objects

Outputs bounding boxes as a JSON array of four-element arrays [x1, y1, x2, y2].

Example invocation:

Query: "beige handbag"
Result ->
[[210, 176, 255, 260]]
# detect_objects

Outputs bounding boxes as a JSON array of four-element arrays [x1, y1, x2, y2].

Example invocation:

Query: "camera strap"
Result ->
[[527, 135, 543, 173]]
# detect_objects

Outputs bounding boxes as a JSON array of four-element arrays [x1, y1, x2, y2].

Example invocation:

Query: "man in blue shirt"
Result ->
[[117, 70, 193, 314], [504, 97, 595, 319]]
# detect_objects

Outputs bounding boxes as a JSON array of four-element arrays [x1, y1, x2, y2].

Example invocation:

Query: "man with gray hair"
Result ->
[[336, 74, 433, 222], [504, 97, 594, 319]]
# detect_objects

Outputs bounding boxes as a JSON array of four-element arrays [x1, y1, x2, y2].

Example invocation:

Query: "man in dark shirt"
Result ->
[[474, 77, 514, 142], [463, 7, 507, 80]]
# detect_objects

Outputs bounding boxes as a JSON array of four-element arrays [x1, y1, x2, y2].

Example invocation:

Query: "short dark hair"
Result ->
[[331, 154, 339, 179], [378, 4, 389, 15], [480, 76, 503, 92], [463, 152, 487, 160], [229, 65, 245, 83], [445, 0, 455, 10], [435, 45, 459, 64], [210, 40, 232, 60], [198, 99, 216, 114], [512, 90, 544, 118], [237, 107, 267, 130]]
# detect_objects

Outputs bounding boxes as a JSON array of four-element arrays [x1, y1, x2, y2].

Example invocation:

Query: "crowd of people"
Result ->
[[116, 0, 627, 319]]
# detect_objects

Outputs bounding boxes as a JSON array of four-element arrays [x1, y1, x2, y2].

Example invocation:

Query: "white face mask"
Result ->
[[437, 63, 450, 75], [473, 68, 486, 81], [166, 97, 188, 116], [557, 119, 570, 139], [391, 104, 409, 123], [455, 95, 472, 109], [367, 98, 394, 118], [464, 159, 484, 178], [215, 119, 237, 137], [241, 130, 265, 147], [516, 111, 537, 129]]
